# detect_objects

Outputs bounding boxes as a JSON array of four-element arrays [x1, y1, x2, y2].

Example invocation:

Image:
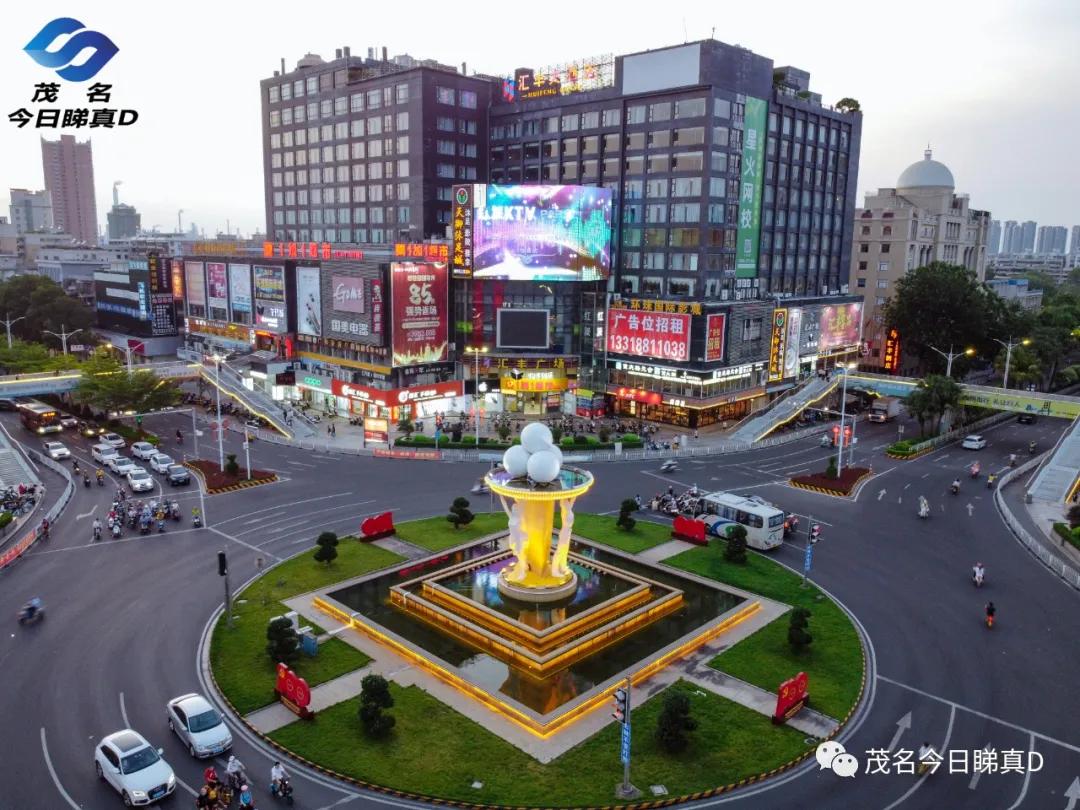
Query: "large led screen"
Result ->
[[454, 185, 612, 282], [818, 302, 863, 350], [496, 308, 550, 349]]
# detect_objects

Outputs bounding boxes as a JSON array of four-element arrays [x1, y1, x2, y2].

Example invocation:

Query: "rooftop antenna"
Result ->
[[683, 17, 688, 42]]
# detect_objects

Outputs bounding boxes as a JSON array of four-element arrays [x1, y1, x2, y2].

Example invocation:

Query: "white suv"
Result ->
[[131, 441, 157, 460], [92, 444, 120, 465], [149, 453, 174, 474], [94, 729, 176, 805]]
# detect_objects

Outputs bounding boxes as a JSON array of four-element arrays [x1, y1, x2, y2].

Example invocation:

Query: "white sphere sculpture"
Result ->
[[520, 422, 554, 454], [502, 445, 531, 477], [527, 449, 561, 483]]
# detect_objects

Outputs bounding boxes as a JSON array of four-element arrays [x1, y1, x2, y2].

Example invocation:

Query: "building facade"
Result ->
[[1035, 225, 1067, 255], [988, 253, 1080, 285], [852, 149, 990, 370], [1020, 220, 1037, 254], [985, 277, 1042, 311], [107, 203, 141, 240], [9, 188, 54, 234], [1072, 225, 1080, 257], [40, 135, 98, 245], [988, 219, 1001, 255]]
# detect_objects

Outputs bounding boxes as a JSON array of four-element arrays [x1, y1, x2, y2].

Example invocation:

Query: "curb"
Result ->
[[183, 461, 278, 496], [788, 469, 873, 499]]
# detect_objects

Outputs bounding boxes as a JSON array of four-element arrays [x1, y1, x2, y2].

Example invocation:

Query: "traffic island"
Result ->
[[186, 459, 278, 495], [790, 466, 872, 497]]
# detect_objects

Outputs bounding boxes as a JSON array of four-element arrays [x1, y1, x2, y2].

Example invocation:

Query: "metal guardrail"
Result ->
[[0, 450, 75, 572], [994, 456, 1080, 591], [894, 411, 1015, 455]]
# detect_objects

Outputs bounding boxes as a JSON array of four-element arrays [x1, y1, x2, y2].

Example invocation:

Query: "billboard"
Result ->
[[94, 260, 176, 338], [819, 302, 863, 350], [332, 275, 365, 313], [253, 264, 285, 302], [296, 266, 322, 337], [768, 308, 787, 381], [452, 184, 612, 282], [497, 309, 549, 349], [206, 261, 228, 317], [391, 262, 449, 367], [228, 263, 252, 313], [184, 261, 206, 308], [883, 328, 901, 373], [735, 96, 768, 278], [607, 309, 690, 363], [170, 259, 185, 302], [704, 314, 726, 362], [319, 262, 384, 346], [783, 307, 803, 379]]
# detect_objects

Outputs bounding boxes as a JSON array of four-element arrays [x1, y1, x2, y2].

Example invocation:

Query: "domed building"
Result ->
[[852, 148, 991, 372]]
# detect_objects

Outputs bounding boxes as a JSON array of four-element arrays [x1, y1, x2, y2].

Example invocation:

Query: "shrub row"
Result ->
[[395, 434, 643, 451]]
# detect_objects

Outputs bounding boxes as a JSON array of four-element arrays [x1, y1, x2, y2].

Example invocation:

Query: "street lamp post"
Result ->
[[465, 346, 488, 447], [211, 353, 225, 472], [1, 313, 26, 349], [992, 336, 1031, 390], [42, 324, 84, 355], [835, 366, 851, 473], [928, 344, 975, 378]]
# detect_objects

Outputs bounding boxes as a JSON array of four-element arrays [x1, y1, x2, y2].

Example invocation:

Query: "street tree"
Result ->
[[313, 531, 339, 566], [917, 374, 962, 434], [992, 345, 1042, 390], [0, 275, 94, 345], [655, 690, 698, 754], [0, 339, 77, 373], [358, 674, 395, 738], [616, 498, 637, 531], [266, 616, 299, 664], [724, 524, 748, 564], [904, 387, 932, 436], [447, 497, 474, 530], [73, 350, 182, 415], [787, 607, 813, 651]]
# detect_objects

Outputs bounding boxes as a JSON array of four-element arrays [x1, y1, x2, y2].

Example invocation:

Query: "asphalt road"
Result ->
[[1, 409, 1078, 810]]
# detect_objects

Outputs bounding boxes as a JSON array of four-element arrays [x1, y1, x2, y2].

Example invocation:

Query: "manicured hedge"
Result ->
[[395, 434, 643, 451]]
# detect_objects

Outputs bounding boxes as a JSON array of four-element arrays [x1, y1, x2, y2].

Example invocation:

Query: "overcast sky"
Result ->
[[2, 0, 1077, 239]]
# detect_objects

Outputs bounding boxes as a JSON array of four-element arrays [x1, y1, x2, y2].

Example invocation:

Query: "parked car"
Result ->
[[80, 421, 106, 438], [961, 434, 987, 450], [127, 468, 154, 493], [101, 432, 126, 449], [42, 440, 71, 460], [93, 729, 176, 805], [130, 441, 157, 460], [59, 414, 79, 429], [149, 453, 174, 474], [92, 444, 120, 465], [165, 693, 232, 758], [167, 465, 190, 486], [107, 456, 138, 476]]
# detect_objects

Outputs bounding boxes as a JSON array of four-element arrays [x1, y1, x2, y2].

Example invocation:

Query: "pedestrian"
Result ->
[[327, 424, 332, 436], [693, 429, 699, 440], [331, 423, 336, 437]]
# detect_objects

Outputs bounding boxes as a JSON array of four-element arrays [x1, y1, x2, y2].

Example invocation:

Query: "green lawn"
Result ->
[[568, 513, 674, 553], [270, 679, 812, 805], [210, 539, 403, 715], [665, 544, 863, 720], [393, 512, 507, 551]]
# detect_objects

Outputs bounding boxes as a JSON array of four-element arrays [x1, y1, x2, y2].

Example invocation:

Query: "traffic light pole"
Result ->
[[614, 676, 640, 800], [219, 550, 232, 628]]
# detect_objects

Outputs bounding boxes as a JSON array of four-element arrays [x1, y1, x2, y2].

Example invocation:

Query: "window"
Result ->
[[306, 77, 317, 95], [350, 93, 364, 114], [561, 113, 579, 131], [861, 225, 870, 235], [396, 135, 409, 154], [648, 130, 671, 148], [881, 243, 891, 253], [436, 163, 455, 178], [645, 179, 667, 198], [562, 162, 578, 180], [857, 278, 866, 288], [877, 279, 888, 289], [334, 96, 347, 116], [624, 156, 644, 175], [674, 126, 705, 146], [742, 318, 763, 341], [460, 90, 477, 109], [335, 144, 348, 161], [643, 252, 665, 270], [269, 110, 281, 128], [384, 86, 393, 107], [395, 83, 409, 104], [883, 225, 892, 236], [860, 244, 869, 253], [714, 98, 731, 119], [647, 154, 668, 173], [645, 204, 666, 223], [368, 140, 383, 159], [459, 142, 477, 158], [581, 111, 600, 129], [602, 108, 620, 127], [436, 86, 456, 105], [649, 102, 672, 122], [673, 152, 704, 172], [367, 116, 383, 136], [563, 139, 579, 157], [675, 98, 706, 118], [670, 203, 700, 223], [626, 105, 646, 125], [710, 152, 728, 172], [669, 228, 699, 247], [366, 89, 382, 110], [858, 260, 867, 270], [458, 119, 477, 135], [335, 122, 348, 139], [349, 142, 365, 161], [351, 164, 366, 181], [878, 262, 889, 272], [397, 182, 410, 200], [396, 111, 409, 130], [269, 85, 280, 103], [319, 99, 331, 118]]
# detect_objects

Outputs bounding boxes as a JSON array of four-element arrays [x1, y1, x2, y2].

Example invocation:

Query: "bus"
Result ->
[[18, 400, 61, 435], [698, 491, 785, 550]]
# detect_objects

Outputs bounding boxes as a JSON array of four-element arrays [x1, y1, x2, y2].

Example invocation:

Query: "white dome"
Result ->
[[896, 149, 955, 190]]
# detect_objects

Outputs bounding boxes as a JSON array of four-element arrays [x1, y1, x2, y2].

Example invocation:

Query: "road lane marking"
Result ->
[[75, 504, 98, 520], [1003, 735, 1036, 810], [241, 512, 287, 525], [40, 728, 81, 810], [886, 711, 912, 752], [878, 675, 1080, 754], [968, 743, 993, 789], [209, 526, 281, 560], [283, 509, 398, 545], [237, 501, 376, 539], [212, 491, 352, 525], [120, 691, 130, 727], [881, 705, 956, 810], [286, 460, 317, 468]]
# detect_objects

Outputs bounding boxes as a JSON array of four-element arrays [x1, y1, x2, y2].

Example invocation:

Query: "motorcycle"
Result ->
[[192, 512, 203, 528], [97, 473, 105, 486], [157, 518, 166, 533], [972, 570, 985, 587], [83, 475, 91, 488], [660, 461, 678, 473], [986, 474, 996, 489], [17, 603, 44, 625], [170, 501, 181, 521], [270, 775, 294, 804], [1009, 454, 1018, 468], [111, 522, 122, 539], [92, 525, 102, 542], [1029, 441, 1037, 455], [950, 481, 960, 495], [918, 497, 930, 519], [969, 462, 980, 478]]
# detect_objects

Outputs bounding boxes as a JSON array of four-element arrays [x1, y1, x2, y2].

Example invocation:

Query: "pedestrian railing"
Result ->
[[994, 456, 1080, 591], [0, 450, 74, 572]]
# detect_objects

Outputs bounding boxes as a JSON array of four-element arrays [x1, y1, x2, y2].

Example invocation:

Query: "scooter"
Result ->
[[157, 518, 166, 533], [17, 604, 44, 625], [918, 497, 930, 519], [986, 474, 996, 489], [170, 502, 182, 522], [660, 461, 678, 473], [969, 463, 980, 479], [83, 475, 91, 488], [92, 525, 102, 542], [972, 571, 985, 587], [270, 775, 294, 804], [950, 481, 960, 495], [192, 512, 203, 528], [111, 522, 122, 539]]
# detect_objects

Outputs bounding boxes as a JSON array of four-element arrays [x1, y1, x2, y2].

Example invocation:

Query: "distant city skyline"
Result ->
[[2, 0, 1078, 238]]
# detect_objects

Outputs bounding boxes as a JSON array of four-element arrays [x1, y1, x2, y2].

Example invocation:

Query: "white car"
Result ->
[[149, 453, 175, 474], [127, 468, 154, 493], [42, 440, 71, 460], [166, 693, 232, 758], [962, 434, 987, 450], [131, 441, 157, 460], [92, 444, 120, 465], [102, 432, 127, 448], [59, 414, 79, 429], [94, 728, 176, 805], [108, 456, 138, 476]]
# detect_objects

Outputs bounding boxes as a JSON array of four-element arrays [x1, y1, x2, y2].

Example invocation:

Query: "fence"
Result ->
[[994, 456, 1080, 591], [0, 450, 75, 572], [891, 411, 1015, 456]]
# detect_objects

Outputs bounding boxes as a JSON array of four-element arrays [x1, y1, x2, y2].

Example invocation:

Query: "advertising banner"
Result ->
[[783, 307, 803, 379], [147, 251, 170, 295], [184, 261, 206, 307], [331, 275, 365, 313], [206, 262, 228, 310], [170, 259, 185, 302], [363, 417, 389, 445], [253, 264, 285, 302], [94, 263, 151, 337], [735, 96, 768, 278], [319, 262, 384, 346], [606, 309, 691, 363], [296, 266, 322, 336], [228, 263, 252, 313], [704, 313, 726, 362], [768, 308, 788, 381], [882, 328, 901, 373], [391, 262, 449, 367], [331, 379, 463, 408], [451, 184, 474, 274], [819, 302, 862, 350]]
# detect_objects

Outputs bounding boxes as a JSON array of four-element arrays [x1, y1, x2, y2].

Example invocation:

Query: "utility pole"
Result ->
[[212, 354, 226, 472], [2, 313, 26, 349], [43, 324, 84, 355], [243, 435, 252, 480]]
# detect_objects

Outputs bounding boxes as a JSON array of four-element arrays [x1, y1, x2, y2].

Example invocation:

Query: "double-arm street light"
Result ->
[[834, 362, 858, 472], [42, 324, 84, 355], [992, 336, 1031, 390], [464, 346, 488, 447], [928, 344, 975, 378], [1, 313, 26, 349]]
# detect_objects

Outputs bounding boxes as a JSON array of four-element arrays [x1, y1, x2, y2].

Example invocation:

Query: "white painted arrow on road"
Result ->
[[966, 502, 975, 517], [878, 488, 886, 501], [887, 712, 911, 752], [1065, 777, 1080, 810], [75, 504, 98, 521], [968, 745, 993, 790]]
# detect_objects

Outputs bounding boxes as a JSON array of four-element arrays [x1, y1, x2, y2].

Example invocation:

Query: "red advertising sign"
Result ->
[[882, 328, 901, 373], [773, 671, 809, 724], [332, 379, 463, 408], [394, 242, 450, 262], [275, 663, 314, 719], [391, 262, 449, 367], [606, 309, 690, 362], [672, 515, 707, 545], [360, 511, 395, 540], [371, 279, 384, 341], [263, 241, 364, 260], [705, 313, 726, 362]]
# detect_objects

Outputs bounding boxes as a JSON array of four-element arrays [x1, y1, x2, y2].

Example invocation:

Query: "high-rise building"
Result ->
[[988, 219, 1001, 255], [852, 148, 990, 370], [8, 188, 54, 234], [1002, 220, 1020, 254], [1036, 225, 1067, 254], [40, 135, 98, 245], [106, 204, 140, 240], [1020, 220, 1037, 253], [1071, 225, 1080, 256]]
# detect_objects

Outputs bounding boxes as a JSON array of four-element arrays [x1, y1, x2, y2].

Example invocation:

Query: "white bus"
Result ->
[[698, 492, 785, 550]]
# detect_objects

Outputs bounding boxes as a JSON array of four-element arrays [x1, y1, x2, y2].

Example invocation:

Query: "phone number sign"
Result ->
[[607, 310, 690, 362]]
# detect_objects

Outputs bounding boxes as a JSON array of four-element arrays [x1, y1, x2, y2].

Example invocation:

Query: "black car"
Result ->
[[1018, 413, 1036, 424], [0, 398, 16, 411], [79, 421, 105, 438], [167, 464, 191, 486]]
